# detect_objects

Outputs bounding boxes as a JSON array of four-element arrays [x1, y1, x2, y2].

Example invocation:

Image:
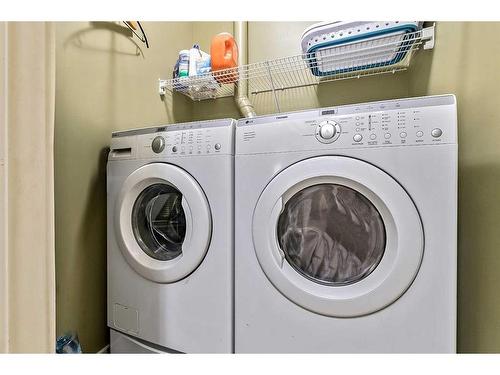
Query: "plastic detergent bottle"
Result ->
[[210, 33, 239, 83], [189, 44, 202, 77], [196, 50, 211, 75], [178, 50, 189, 78]]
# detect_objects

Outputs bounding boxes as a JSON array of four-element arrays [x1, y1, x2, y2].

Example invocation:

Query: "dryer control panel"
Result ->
[[109, 119, 235, 161], [236, 95, 457, 155]]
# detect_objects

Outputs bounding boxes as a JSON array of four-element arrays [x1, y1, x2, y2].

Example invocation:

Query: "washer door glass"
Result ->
[[277, 184, 386, 286], [132, 183, 186, 261]]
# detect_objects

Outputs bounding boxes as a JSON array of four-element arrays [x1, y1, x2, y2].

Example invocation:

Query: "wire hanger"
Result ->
[[123, 21, 149, 48]]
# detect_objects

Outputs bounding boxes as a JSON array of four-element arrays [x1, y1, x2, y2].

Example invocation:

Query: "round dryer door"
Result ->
[[253, 156, 423, 317], [115, 163, 211, 283]]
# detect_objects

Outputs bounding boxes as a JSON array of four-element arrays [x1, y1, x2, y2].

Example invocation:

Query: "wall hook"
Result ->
[[123, 21, 149, 48]]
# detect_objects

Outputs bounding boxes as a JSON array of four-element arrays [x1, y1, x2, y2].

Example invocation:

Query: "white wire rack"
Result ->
[[159, 25, 435, 110]]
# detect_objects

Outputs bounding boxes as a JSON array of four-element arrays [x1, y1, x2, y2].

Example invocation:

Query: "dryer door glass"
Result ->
[[132, 183, 186, 261], [277, 183, 386, 286]]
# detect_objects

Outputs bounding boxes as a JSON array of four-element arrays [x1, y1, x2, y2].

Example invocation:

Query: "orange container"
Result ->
[[210, 32, 239, 84]]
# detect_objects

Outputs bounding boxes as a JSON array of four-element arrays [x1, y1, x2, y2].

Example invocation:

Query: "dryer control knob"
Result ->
[[151, 136, 165, 153], [316, 121, 341, 143], [319, 123, 336, 139]]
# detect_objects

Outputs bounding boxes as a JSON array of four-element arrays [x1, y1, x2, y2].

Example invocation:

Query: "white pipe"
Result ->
[[234, 21, 256, 118]]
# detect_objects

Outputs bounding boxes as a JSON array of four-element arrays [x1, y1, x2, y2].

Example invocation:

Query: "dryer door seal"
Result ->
[[252, 156, 423, 317], [115, 163, 211, 283]]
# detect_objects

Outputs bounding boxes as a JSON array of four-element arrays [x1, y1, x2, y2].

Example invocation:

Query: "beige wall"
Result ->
[[409, 22, 500, 353], [55, 22, 193, 353]]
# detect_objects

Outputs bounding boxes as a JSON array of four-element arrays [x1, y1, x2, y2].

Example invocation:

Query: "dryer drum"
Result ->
[[277, 183, 386, 286]]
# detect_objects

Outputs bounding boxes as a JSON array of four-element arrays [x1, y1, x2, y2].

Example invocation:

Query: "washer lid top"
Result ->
[[252, 156, 423, 317], [115, 163, 212, 283]]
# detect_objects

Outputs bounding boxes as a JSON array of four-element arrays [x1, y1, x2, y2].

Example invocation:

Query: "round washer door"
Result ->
[[253, 156, 423, 317], [115, 163, 211, 283]]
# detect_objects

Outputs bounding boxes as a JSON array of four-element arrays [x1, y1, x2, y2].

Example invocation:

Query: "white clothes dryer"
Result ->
[[107, 119, 235, 353], [234, 95, 457, 353]]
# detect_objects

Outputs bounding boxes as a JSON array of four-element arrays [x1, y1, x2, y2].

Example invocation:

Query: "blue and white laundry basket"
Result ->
[[301, 21, 423, 77]]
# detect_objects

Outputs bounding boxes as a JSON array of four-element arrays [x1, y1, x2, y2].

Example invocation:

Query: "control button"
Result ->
[[151, 136, 165, 153], [356, 128, 360, 132], [172, 146, 178, 153], [353, 134, 363, 142], [206, 144, 211, 149], [214, 143, 221, 150], [370, 134, 377, 140], [319, 123, 336, 139], [416, 130, 424, 138], [384, 133, 391, 139], [431, 128, 443, 138], [400, 131, 407, 138]]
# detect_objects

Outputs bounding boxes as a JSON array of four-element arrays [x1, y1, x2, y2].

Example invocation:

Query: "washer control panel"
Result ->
[[236, 95, 457, 155], [139, 126, 231, 157], [109, 119, 235, 161]]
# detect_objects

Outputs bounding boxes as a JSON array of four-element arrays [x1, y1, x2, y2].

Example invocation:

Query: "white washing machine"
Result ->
[[235, 95, 457, 353], [107, 119, 235, 353]]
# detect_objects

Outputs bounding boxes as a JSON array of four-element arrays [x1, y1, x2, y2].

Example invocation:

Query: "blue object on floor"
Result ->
[[56, 332, 82, 353]]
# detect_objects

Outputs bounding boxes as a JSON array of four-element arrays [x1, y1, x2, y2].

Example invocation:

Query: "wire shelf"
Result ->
[[159, 25, 434, 108]]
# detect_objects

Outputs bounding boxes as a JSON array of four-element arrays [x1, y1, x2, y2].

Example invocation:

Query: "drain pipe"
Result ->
[[234, 21, 256, 118]]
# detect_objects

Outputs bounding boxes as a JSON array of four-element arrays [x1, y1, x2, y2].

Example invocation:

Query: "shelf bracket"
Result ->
[[421, 23, 435, 50], [159, 79, 167, 97]]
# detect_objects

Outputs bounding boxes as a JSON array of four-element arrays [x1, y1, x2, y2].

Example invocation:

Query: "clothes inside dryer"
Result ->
[[277, 183, 386, 286]]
